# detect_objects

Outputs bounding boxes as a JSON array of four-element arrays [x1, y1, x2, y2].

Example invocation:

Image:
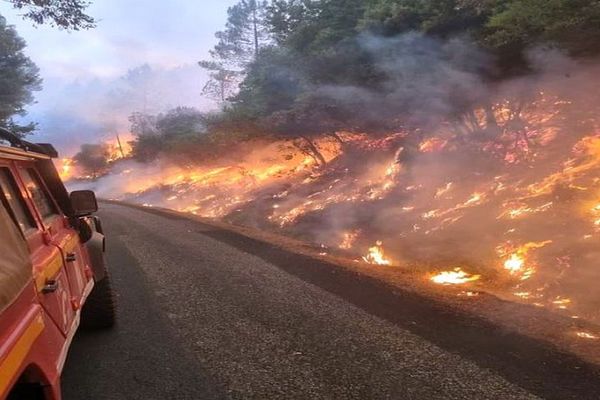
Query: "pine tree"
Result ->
[[199, 0, 271, 104]]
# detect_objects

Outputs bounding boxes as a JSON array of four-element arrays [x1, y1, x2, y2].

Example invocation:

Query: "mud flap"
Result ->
[[85, 232, 107, 281]]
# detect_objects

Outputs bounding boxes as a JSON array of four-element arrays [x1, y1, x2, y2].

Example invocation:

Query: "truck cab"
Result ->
[[0, 130, 115, 400]]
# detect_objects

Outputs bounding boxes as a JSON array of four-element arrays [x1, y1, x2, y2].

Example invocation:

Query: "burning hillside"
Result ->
[[63, 62, 600, 327]]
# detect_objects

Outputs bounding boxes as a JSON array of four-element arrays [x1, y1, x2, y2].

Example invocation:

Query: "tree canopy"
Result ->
[[0, 1, 94, 135], [130, 107, 210, 163], [6, 0, 95, 30], [131, 0, 600, 166], [199, 0, 271, 104], [204, 0, 600, 143], [0, 16, 41, 135]]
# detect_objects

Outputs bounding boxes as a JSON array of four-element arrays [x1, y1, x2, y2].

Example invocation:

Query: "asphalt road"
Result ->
[[61, 202, 600, 399]]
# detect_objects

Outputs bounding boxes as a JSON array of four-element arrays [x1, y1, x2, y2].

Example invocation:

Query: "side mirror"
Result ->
[[70, 190, 98, 216]]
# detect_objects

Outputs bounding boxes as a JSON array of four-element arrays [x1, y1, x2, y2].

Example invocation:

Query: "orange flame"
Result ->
[[362, 241, 392, 265], [339, 230, 360, 250], [498, 241, 552, 280], [431, 268, 480, 285], [576, 331, 599, 340], [57, 158, 74, 181]]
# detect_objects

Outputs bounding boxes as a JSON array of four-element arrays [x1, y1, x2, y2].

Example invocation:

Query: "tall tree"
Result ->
[[5, 0, 95, 30], [199, 0, 270, 103], [0, 16, 41, 135], [197, 60, 239, 103], [267, 0, 319, 45]]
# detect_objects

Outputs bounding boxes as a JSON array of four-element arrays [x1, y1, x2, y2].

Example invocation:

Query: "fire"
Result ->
[[504, 254, 524, 273], [576, 331, 599, 340], [420, 191, 489, 223], [419, 137, 448, 153], [57, 158, 74, 180], [67, 86, 600, 325], [513, 292, 532, 299], [458, 291, 480, 297], [498, 201, 553, 219], [435, 182, 453, 198], [339, 230, 360, 250], [270, 156, 401, 226], [465, 192, 484, 206], [362, 241, 392, 265], [431, 268, 480, 285], [552, 297, 571, 309], [106, 134, 133, 162], [522, 136, 600, 199], [592, 202, 600, 230], [498, 241, 552, 280]]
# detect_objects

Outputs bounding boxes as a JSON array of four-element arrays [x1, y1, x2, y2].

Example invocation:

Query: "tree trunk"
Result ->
[[300, 135, 327, 166], [116, 133, 125, 158], [328, 132, 345, 146]]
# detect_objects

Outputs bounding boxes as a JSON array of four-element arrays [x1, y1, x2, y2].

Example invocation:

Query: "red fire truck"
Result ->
[[0, 128, 115, 400]]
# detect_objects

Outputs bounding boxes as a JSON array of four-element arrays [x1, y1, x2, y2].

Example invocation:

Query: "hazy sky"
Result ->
[[0, 0, 238, 153]]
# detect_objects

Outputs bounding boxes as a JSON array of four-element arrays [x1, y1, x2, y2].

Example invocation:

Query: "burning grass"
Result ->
[[64, 84, 600, 325], [430, 268, 481, 285]]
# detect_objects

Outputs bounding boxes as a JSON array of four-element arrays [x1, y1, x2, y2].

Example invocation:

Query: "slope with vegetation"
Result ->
[[118, 0, 600, 167]]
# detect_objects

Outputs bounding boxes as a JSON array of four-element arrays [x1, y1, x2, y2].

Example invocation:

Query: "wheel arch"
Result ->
[[7, 363, 55, 400]]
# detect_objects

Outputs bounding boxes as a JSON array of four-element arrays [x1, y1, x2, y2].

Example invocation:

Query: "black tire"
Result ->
[[7, 383, 45, 400], [81, 273, 116, 329]]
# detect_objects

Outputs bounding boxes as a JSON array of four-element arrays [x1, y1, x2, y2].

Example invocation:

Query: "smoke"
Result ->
[[27, 63, 216, 156], [313, 33, 493, 130]]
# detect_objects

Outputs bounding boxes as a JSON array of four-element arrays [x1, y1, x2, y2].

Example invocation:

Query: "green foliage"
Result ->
[[130, 107, 213, 163], [361, 0, 487, 37], [231, 47, 302, 119], [213, 0, 271, 68], [190, 0, 600, 163], [156, 107, 207, 138], [199, 0, 271, 104], [267, 0, 319, 44], [7, 0, 95, 30], [198, 60, 239, 102], [0, 16, 41, 135], [485, 0, 600, 55]]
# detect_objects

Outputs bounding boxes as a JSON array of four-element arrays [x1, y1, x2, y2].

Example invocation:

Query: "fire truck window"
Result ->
[[20, 168, 58, 221], [0, 168, 36, 233]]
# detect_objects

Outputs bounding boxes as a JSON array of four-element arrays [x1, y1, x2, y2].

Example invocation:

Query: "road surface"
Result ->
[[62, 202, 600, 399]]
